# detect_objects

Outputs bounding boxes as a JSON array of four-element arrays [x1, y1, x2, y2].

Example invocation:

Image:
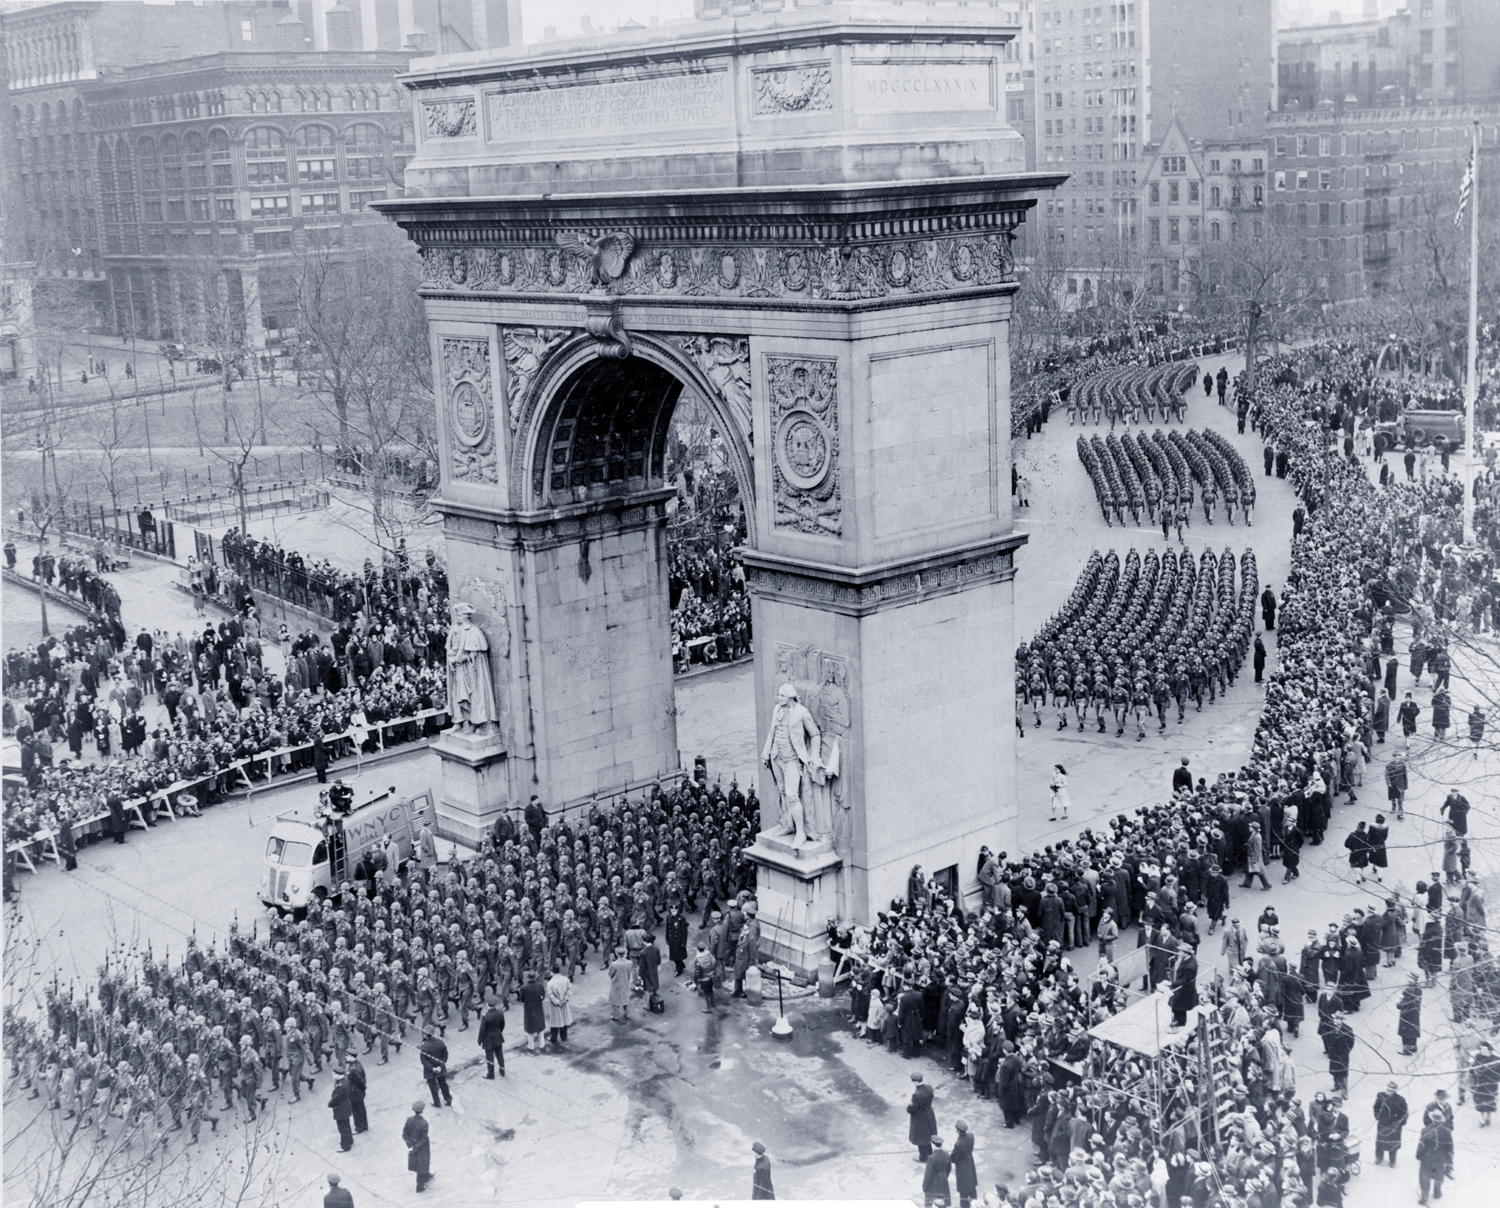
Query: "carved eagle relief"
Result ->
[[553, 230, 636, 292]]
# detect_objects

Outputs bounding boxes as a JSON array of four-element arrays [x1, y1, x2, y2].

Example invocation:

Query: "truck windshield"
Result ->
[[265, 837, 314, 867]]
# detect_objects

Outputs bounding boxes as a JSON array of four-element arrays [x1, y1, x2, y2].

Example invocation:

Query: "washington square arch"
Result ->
[[377, 5, 1063, 971]]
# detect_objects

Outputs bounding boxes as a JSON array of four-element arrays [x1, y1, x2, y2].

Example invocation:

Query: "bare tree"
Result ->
[[1013, 223, 1076, 367], [1195, 214, 1323, 393], [91, 399, 143, 515], [283, 223, 434, 551], [204, 394, 279, 536]]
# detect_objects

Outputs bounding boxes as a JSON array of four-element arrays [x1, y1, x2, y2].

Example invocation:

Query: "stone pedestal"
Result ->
[[742, 831, 843, 977], [432, 727, 510, 848]]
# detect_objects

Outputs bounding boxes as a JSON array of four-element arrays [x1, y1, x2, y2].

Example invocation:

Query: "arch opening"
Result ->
[[531, 355, 683, 508]]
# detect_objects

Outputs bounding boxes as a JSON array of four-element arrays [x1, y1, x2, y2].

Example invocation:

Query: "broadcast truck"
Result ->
[[260, 782, 436, 911]]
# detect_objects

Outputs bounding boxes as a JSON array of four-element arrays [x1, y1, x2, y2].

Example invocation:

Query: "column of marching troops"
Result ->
[[6, 776, 761, 1149]]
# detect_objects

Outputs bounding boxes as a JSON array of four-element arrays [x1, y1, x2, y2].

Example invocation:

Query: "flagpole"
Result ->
[[1463, 119, 1480, 548]]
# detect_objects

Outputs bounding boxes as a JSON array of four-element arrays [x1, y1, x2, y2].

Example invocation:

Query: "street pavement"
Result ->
[[5, 348, 1500, 1204]]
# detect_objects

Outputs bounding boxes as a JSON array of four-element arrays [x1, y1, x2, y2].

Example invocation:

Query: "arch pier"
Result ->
[[378, 7, 1062, 968]]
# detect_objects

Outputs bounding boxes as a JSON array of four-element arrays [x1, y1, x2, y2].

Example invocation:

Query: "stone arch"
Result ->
[[511, 332, 756, 541]]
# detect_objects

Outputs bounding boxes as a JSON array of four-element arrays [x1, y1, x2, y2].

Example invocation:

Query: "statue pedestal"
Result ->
[[432, 728, 509, 849], [742, 831, 842, 978]]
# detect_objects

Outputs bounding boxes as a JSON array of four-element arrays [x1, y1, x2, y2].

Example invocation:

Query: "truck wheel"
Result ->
[[1432, 435, 1449, 455], [313, 886, 329, 902], [1408, 427, 1426, 446]]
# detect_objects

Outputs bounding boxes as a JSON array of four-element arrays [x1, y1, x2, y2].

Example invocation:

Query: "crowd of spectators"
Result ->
[[669, 543, 752, 673], [841, 332, 1497, 1206], [217, 530, 448, 627], [3, 601, 449, 864]]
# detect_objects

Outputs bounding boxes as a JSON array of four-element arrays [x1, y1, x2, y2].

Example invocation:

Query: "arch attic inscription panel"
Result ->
[[376, 3, 1063, 968]]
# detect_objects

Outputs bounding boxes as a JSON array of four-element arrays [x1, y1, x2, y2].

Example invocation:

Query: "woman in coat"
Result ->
[[1338, 936, 1369, 1010], [1418, 919, 1444, 986], [1397, 975, 1422, 1054], [1470, 1040, 1500, 1124], [998, 1043, 1027, 1128], [517, 970, 546, 1051], [1049, 765, 1070, 821], [1431, 688, 1452, 739], [544, 967, 572, 1046]]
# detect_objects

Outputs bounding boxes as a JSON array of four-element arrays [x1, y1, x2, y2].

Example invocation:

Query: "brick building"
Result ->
[[1267, 103, 1500, 299], [2, 0, 520, 347], [1277, 0, 1500, 114], [1030, 0, 1275, 296]]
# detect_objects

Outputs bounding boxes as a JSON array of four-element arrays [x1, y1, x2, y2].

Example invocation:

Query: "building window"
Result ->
[[1188, 181, 1199, 203], [1210, 220, 1221, 241], [245, 127, 288, 185], [1148, 182, 1160, 204], [183, 93, 200, 119], [210, 129, 232, 187], [216, 197, 235, 220], [295, 125, 337, 182], [185, 132, 207, 188], [349, 189, 387, 212], [1297, 135, 1308, 156], [191, 197, 211, 222], [1168, 181, 1179, 204], [1188, 217, 1200, 242], [1319, 202, 1331, 225], [1319, 134, 1331, 157], [249, 195, 290, 220], [254, 230, 292, 252], [1148, 217, 1160, 244], [1319, 169, 1330, 190], [168, 198, 186, 222], [1296, 170, 1309, 190], [1210, 185, 1221, 207], [301, 192, 340, 215], [1168, 217, 1180, 243], [144, 199, 162, 222], [241, 18, 253, 41]]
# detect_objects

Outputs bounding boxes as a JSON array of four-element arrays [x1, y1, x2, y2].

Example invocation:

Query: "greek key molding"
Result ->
[[442, 337, 497, 485], [767, 355, 840, 538], [752, 63, 833, 115], [742, 540, 1022, 617], [417, 228, 1017, 303], [423, 98, 477, 139]]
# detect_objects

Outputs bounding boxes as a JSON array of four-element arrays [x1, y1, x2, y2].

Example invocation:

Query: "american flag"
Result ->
[[1455, 145, 1474, 227]]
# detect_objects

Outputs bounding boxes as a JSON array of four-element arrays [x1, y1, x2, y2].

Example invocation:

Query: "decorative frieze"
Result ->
[[442, 337, 496, 485], [500, 327, 572, 429], [751, 63, 833, 115], [417, 228, 1016, 303], [423, 98, 477, 139], [665, 335, 752, 437], [767, 355, 840, 538]]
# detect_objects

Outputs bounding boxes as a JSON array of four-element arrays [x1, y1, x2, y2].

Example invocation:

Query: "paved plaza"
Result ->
[[7, 344, 1499, 1206]]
